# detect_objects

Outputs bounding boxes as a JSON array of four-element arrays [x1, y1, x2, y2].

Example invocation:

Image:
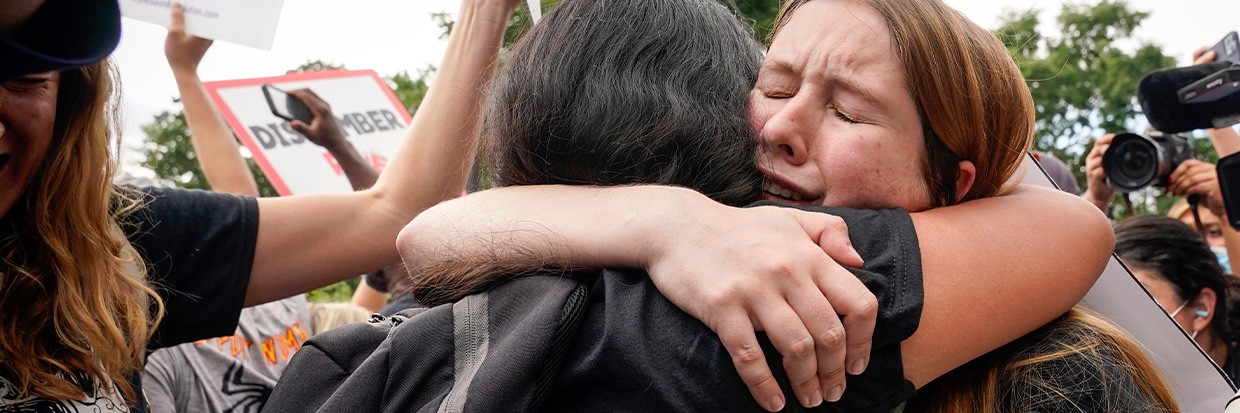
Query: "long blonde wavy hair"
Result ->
[[907, 308, 1180, 412], [0, 60, 163, 401]]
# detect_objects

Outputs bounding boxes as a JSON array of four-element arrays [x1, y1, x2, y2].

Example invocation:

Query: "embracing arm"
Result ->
[[243, 0, 521, 306], [400, 183, 1111, 406], [901, 184, 1111, 386], [400, 185, 868, 411]]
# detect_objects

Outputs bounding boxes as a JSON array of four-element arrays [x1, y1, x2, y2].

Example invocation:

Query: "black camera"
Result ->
[[1102, 131, 1194, 192]]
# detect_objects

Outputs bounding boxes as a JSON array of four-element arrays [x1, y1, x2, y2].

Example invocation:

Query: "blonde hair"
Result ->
[[309, 302, 372, 335], [0, 60, 163, 401], [773, 0, 1035, 206], [1167, 197, 1193, 221], [907, 308, 1180, 412]]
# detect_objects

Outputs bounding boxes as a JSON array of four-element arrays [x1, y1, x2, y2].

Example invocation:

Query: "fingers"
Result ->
[[1194, 48, 1217, 65], [715, 310, 785, 412], [780, 284, 847, 405], [786, 209, 863, 268], [1169, 160, 1216, 195], [757, 296, 827, 408], [169, 3, 186, 33], [288, 89, 330, 118], [814, 265, 877, 380], [288, 120, 311, 135]]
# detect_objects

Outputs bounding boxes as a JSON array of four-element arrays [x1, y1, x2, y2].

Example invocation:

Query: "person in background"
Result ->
[[1032, 151, 1081, 195], [1116, 214, 1240, 382], [307, 302, 372, 335], [139, 7, 397, 412], [1083, 47, 1240, 275], [1168, 197, 1232, 274], [0, 0, 515, 409]]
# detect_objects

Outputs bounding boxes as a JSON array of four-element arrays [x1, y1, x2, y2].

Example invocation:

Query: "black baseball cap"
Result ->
[[0, 0, 122, 81]]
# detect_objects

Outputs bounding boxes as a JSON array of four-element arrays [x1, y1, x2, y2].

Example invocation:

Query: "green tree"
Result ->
[[994, 0, 1178, 216], [494, 0, 782, 47], [388, 66, 435, 115]]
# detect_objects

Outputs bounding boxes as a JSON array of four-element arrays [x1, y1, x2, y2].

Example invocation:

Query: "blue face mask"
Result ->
[[1212, 245, 1231, 275]]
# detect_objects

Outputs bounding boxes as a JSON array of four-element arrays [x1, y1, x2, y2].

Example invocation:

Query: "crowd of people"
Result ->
[[0, 0, 1237, 412]]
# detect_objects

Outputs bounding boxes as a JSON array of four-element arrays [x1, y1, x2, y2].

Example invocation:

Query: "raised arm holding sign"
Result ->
[[239, 0, 523, 306]]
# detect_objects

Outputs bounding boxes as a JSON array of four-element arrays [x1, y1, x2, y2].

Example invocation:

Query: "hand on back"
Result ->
[[164, 3, 212, 74], [646, 200, 875, 410]]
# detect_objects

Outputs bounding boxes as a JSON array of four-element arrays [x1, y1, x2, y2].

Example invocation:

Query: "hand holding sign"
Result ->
[[164, 3, 212, 74], [121, 0, 284, 50]]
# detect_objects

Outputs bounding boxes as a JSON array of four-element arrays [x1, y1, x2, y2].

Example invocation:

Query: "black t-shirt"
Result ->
[[0, 187, 258, 412], [122, 187, 259, 350], [542, 204, 922, 412]]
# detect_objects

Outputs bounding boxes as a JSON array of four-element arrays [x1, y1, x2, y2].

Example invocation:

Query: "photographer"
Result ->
[[1083, 46, 1240, 276], [1190, 46, 1240, 276], [1084, 132, 1239, 275]]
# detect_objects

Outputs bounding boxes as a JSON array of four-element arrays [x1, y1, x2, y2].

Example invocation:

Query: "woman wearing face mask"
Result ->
[[1168, 197, 1232, 274], [399, 0, 1114, 410], [1118, 214, 1240, 382]]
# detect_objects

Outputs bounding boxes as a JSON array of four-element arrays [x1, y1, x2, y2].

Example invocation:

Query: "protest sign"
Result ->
[[120, 0, 284, 49], [204, 70, 411, 196], [1024, 155, 1236, 411]]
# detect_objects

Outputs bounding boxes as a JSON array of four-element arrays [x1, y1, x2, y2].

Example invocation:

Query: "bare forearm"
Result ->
[[351, 277, 388, 313], [902, 184, 1111, 386], [173, 68, 259, 196], [398, 185, 693, 304], [367, 0, 513, 215], [1081, 191, 1112, 214], [245, 0, 517, 306], [1209, 127, 1240, 158], [325, 141, 379, 191]]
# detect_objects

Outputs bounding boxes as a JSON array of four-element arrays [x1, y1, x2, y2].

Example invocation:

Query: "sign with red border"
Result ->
[[204, 70, 411, 196]]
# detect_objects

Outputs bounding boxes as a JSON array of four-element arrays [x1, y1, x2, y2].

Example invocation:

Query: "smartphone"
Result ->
[[1211, 31, 1240, 64], [1217, 151, 1240, 230], [261, 84, 314, 123]]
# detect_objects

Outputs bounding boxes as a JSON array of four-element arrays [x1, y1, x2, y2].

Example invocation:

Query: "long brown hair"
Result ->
[[0, 60, 162, 401], [773, 0, 1035, 206], [907, 308, 1180, 412]]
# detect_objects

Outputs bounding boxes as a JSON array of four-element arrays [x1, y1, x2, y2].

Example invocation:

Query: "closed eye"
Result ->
[[3, 75, 51, 91], [833, 107, 861, 124]]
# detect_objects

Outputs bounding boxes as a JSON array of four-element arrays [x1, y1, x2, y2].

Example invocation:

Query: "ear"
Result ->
[[1193, 287, 1219, 333], [953, 160, 976, 203]]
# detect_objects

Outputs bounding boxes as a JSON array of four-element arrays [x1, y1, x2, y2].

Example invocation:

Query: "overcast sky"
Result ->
[[111, 0, 1237, 168]]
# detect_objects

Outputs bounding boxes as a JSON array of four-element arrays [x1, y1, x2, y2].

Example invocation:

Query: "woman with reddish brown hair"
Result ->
[[397, 0, 1120, 410]]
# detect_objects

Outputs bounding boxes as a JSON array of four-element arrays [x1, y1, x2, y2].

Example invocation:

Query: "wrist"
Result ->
[[170, 65, 200, 81], [322, 135, 356, 156], [459, 0, 517, 27], [1083, 190, 1111, 211], [631, 186, 711, 271]]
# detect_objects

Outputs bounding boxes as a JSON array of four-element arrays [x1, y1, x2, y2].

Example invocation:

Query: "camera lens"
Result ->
[[1103, 133, 1160, 192]]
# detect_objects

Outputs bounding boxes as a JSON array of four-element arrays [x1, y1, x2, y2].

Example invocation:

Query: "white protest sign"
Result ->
[[204, 70, 411, 196], [527, 0, 542, 24], [1023, 155, 1236, 412], [119, 0, 284, 50]]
